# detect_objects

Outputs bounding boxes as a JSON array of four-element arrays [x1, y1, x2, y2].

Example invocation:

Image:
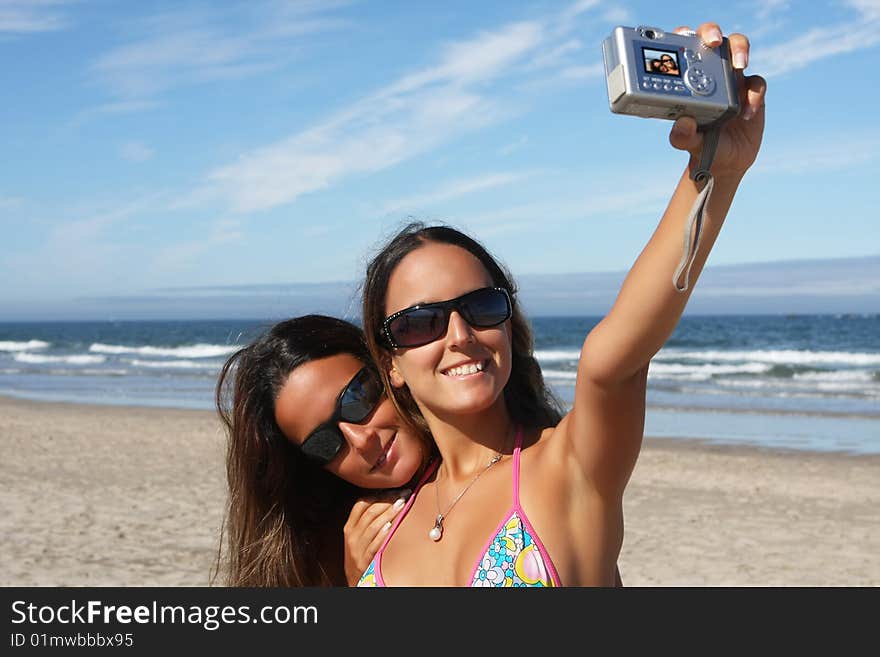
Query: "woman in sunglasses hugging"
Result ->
[[357, 21, 765, 586], [213, 314, 434, 586]]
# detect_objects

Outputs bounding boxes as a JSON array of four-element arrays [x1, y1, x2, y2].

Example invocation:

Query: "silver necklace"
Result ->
[[429, 450, 503, 542]]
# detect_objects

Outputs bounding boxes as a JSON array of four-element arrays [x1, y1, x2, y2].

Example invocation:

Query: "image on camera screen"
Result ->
[[643, 48, 681, 77]]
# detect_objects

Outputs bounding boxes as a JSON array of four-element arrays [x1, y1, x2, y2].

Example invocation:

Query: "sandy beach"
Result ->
[[1, 395, 877, 587]]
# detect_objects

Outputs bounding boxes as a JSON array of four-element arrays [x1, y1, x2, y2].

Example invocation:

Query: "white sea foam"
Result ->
[[716, 377, 879, 397], [539, 369, 578, 380], [535, 349, 581, 362], [89, 343, 238, 358], [545, 361, 777, 381], [814, 382, 880, 395], [129, 359, 222, 370], [546, 347, 880, 368], [649, 362, 772, 380], [0, 340, 50, 352], [793, 370, 874, 383], [44, 368, 130, 376], [656, 348, 880, 366], [14, 353, 106, 365], [712, 379, 774, 389], [82, 369, 129, 376]]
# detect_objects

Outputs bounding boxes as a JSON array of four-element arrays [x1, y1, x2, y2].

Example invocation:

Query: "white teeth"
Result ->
[[373, 436, 394, 470], [445, 361, 484, 377]]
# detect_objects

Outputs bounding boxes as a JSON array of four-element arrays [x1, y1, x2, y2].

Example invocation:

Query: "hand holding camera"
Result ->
[[603, 21, 766, 179]]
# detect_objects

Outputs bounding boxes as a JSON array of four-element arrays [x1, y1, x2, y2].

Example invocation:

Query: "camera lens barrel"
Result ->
[[638, 26, 664, 39]]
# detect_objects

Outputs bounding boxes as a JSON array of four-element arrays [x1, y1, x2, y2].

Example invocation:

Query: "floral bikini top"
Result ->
[[357, 428, 562, 587]]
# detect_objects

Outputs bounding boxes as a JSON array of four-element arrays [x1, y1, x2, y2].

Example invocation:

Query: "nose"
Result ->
[[337, 421, 377, 456], [445, 310, 475, 348]]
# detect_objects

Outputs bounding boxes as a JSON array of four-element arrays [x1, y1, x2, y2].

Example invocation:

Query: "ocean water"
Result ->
[[1, 315, 877, 454]]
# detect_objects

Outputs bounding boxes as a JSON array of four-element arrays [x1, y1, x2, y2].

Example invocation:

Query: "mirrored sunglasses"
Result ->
[[298, 366, 383, 466], [381, 286, 512, 349]]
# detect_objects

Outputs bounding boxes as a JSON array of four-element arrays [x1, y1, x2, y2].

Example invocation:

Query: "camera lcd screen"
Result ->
[[642, 48, 681, 77]]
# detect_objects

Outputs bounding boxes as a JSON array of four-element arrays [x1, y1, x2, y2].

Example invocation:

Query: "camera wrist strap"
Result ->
[[672, 123, 721, 292]]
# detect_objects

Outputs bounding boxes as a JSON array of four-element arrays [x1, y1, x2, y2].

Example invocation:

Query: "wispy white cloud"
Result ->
[[90, 2, 351, 102], [524, 38, 583, 71], [554, 0, 600, 37], [453, 180, 672, 238], [754, 133, 880, 175], [761, 0, 791, 18], [557, 62, 604, 80], [0, 0, 72, 34], [1, 194, 166, 292], [71, 100, 164, 127], [380, 171, 534, 216], [752, 0, 880, 77], [120, 141, 154, 162], [151, 218, 242, 272], [600, 6, 630, 24], [202, 89, 500, 213], [0, 195, 24, 210], [498, 136, 529, 156], [188, 21, 544, 213], [188, 0, 618, 214], [849, 0, 880, 20], [375, 21, 545, 98]]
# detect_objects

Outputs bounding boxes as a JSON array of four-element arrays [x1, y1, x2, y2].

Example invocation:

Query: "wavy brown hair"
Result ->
[[361, 222, 565, 435], [212, 315, 427, 587]]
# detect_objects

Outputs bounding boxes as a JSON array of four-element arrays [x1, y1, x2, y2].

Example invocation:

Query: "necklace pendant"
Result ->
[[428, 515, 443, 542]]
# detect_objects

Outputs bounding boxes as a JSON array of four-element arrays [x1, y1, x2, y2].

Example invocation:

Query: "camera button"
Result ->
[[685, 67, 716, 96], [684, 49, 701, 62]]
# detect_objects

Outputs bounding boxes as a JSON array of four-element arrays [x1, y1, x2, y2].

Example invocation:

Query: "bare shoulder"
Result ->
[[520, 416, 612, 501], [518, 421, 577, 474], [517, 423, 559, 454]]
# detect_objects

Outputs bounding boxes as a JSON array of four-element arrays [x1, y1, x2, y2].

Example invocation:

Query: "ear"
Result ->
[[379, 351, 406, 389], [389, 365, 406, 388]]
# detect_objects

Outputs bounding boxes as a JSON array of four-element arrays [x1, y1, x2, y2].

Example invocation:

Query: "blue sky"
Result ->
[[1, 0, 879, 319]]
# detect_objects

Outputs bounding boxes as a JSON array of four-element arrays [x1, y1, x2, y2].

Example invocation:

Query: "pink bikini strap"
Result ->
[[374, 457, 439, 555], [511, 427, 524, 508]]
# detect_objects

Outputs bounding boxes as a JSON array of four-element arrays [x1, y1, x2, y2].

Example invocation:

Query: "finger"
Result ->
[[696, 22, 723, 48], [344, 506, 392, 557], [367, 502, 406, 551], [367, 521, 393, 555], [353, 488, 410, 528], [345, 497, 377, 526], [367, 490, 409, 534], [347, 491, 395, 519], [669, 116, 702, 153], [727, 33, 750, 70], [741, 74, 767, 121], [672, 26, 692, 36], [356, 494, 407, 552], [345, 497, 390, 534]]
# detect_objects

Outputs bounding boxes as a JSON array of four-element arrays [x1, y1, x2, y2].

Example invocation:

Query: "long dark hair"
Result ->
[[213, 315, 388, 586], [361, 221, 565, 434]]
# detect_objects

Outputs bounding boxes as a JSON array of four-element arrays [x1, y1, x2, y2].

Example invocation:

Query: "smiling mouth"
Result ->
[[442, 359, 488, 378], [371, 434, 396, 472]]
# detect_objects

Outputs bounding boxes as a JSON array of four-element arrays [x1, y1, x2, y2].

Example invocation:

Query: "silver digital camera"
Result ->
[[602, 25, 740, 127]]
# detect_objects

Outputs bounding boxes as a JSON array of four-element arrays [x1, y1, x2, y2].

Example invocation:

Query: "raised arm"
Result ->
[[561, 22, 767, 491], [583, 23, 766, 384]]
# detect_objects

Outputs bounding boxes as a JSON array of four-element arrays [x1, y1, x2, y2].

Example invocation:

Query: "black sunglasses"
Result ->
[[381, 287, 512, 349], [298, 366, 384, 466]]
